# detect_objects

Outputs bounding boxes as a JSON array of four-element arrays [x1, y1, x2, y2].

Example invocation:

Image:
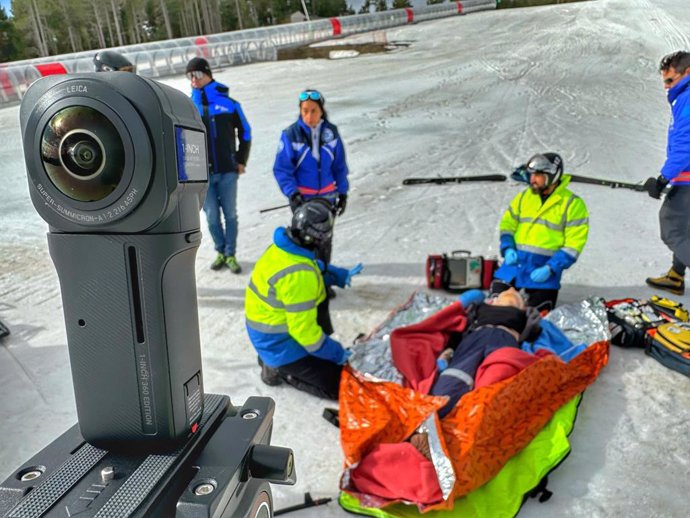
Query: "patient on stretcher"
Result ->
[[430, 288, 541, 417]]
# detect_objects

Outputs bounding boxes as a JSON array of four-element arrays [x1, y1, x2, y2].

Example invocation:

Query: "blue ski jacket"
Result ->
[[273, 117, 349, 201], [662, 74, 690, 185], [191, 80, 251, 174]]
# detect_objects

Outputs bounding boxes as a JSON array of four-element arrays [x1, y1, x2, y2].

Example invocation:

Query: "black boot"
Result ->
[[260, 363, 283, 386]]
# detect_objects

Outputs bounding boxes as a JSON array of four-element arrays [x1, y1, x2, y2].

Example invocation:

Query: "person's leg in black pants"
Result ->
[[317, 298, 334, 336], [277, 355, 343, 400], [524, 288, 559, 311]]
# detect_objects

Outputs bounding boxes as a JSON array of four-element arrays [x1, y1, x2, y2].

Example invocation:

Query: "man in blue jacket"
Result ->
[[187, 57, 252, 273], [645, 51, 690, 295]]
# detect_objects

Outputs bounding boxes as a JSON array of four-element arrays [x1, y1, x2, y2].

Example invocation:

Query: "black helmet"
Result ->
[[525, 152, 563, 187], [290, 199, 334, 249], [94, 51, 135, 73]]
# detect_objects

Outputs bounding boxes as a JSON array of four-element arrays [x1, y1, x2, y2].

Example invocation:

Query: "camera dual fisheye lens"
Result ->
[[62, 131, 103, 177], [40, 106, 125, 202]]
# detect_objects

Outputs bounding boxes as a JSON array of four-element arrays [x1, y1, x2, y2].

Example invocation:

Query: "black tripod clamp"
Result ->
[[0, 394, 296, 518]]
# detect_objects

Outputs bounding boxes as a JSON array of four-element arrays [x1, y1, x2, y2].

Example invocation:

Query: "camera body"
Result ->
[[5, 74, 298, 517], [20, 73, 209, 448]]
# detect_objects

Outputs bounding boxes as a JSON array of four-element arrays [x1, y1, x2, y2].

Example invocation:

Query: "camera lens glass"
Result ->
[[41, 106, 126, 202]]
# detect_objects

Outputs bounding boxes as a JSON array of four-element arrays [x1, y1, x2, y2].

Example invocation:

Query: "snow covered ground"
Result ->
[[2, 0, 690, 516]]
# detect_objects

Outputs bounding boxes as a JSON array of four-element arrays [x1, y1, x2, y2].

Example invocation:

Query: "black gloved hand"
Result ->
[[644, 175, 668, 199], [336, 194, 348, 216], [519, 306, 543, 343], [289, 192, 304, 213]]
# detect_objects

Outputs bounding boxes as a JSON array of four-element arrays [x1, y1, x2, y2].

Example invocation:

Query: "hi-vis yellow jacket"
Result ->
[[494, 175, 589, 290], [245, 228, 346, 368]]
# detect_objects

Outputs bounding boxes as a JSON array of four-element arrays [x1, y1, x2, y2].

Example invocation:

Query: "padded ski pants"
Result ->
[[659, 185, 690, 274]]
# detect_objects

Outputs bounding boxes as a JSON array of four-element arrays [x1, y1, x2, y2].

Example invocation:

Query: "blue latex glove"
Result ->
[[345, 263, 364, 287], [459, 289, 485, 308], [339, 348, 353, 365], [323, 264, 348, 288], [530, 265, 552, 283], [504, 248, 518, 265], [436, 358, 449, 372]]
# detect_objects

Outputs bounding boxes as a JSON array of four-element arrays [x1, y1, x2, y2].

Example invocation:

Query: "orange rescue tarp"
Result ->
[[340, 339, 609, 512]]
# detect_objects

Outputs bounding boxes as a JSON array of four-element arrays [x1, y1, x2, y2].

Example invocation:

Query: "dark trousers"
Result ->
[[660, 185, 690, 275], [490, 280, 558, 311], [275, 298, 339, 400], [317, 296, 334, 335], [524, 288, 559, 311], [277, 356, 342, 400]]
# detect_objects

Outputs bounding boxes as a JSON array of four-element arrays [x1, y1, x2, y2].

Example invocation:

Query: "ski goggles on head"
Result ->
[[299, 90, 323, 102], [186, 70, 207, 80]]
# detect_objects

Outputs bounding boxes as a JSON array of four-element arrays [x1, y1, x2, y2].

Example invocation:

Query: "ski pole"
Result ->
[[568, 174, 647, 192], [402, 174, 507, 185], [259, 203, 290, 214], [274, 492, 332, 515]]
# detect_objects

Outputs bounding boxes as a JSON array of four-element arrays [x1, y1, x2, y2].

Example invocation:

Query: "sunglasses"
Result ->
[[101, 64, 136, 73], [299, 91, 322, 102], [187, 71, 207, 80], [664, 75, 681, 85]]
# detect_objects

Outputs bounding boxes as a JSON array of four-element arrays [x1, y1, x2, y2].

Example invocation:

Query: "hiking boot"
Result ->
[[260, 364, 282, 386], [646, 268, 685, 296], [225, 256, 242, 274], [210, 253, 226, 270]]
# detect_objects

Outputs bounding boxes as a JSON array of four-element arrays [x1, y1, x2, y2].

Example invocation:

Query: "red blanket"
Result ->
[[349, 442, 443, 505], [390, 300, 468, 394]]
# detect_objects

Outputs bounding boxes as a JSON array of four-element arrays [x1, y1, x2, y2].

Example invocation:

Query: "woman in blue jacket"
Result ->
[[273, 89, 350, 264]]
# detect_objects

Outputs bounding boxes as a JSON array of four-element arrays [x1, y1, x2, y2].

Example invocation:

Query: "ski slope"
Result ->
[[1, 0, 690, 516]]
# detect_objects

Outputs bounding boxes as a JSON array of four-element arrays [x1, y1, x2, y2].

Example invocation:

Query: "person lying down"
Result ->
[[430, 287, 541, 418]]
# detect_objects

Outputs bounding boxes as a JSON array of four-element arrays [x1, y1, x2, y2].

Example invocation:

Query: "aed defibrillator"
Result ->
[[426, 250, 497, 292]]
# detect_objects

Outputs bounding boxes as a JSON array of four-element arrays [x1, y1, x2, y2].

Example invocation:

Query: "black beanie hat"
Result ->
[[186, 57, 212, 78]]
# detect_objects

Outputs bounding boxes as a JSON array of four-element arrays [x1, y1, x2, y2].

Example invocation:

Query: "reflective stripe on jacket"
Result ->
[[244, 228, 346, 368], [495, 175, 589, 290], [273, 117, 349, 201]]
